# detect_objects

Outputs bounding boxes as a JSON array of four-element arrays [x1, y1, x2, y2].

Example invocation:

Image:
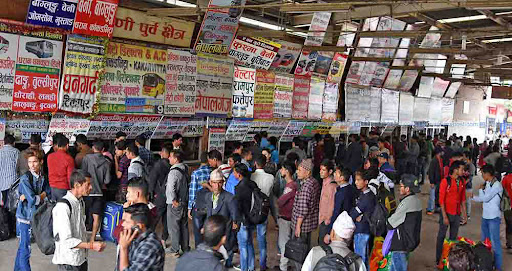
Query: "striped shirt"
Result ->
[[0, 145, 20, 196], [188, 165, 211, 209]]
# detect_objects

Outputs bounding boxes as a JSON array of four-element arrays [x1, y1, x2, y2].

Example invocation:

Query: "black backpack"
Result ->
[[7, 172, 34, 214], [473, 243, 494, 271], [32, 199, 72, 255], [367, 200, 389, 237], [313, 245, 361, 271], [248, 187, 270, 225]]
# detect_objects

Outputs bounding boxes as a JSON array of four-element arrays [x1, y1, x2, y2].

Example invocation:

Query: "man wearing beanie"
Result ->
[[291, 159, 321, 270], [301, 212, 366, 271], [386, 174, 423, 271]]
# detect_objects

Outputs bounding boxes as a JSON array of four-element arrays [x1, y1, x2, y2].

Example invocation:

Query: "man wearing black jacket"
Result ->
[[427, 146, 444, 215], [386, 174, 422, 271], [149, 144, 172, 245], [344, 134, 363, 174]]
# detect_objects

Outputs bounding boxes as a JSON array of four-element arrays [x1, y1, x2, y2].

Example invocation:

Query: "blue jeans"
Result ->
[[354, 233, 370, 269], [389, 251, 408, 271], [237, 224, 255, 271], [427, 185, 436, 212], [14, 221, 31, 271], [256, 220, 268, 269], [481, 217, 502, 270]]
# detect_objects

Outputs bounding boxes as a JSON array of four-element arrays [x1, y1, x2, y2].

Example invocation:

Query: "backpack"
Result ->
[[313, 245, 361, 271], [367, 200, 389, 237], [248, 187, 270, 225], [170, 167, 190, 205], [473, 242, 494, 271], [495, 155, 512, 173], [32, 199, 72, 255], [500, 182, 512, 212], [7, 172, 34, 214]]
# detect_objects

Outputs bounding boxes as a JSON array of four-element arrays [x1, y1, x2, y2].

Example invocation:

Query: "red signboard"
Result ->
[[73, 0, 119, 37]]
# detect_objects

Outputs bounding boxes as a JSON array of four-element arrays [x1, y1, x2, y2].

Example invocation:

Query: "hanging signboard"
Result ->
[[413, 97, 430, 122], [0, 32, 18, 110], [152, 117, 203, 139], [113, 7, 194, 48], [73, 0, 119, 38], [208, 127, 226, 154], [370, 87, 381, 122], [292, 75, 310, 119], [304, 12, 331, 46], [88, 114, 162, 139], [100, 42, 167, 114], [398, 70, 418, 91], [294, 50, 318, 77], [26, 0, 77, 31], [280, 120, 306, 142], [195, 53, 234, 116], [308, 76, 325, 120], [432, 77, 450, 97], [314, 51, 334, 75], [442, 98, 455, 123], [270, 40, 301, 73], [345, 84, 371, 122], [370, 62, 389, 87], [164, 49, 196, 115], [232, 66, 255, 118], [273, 73, 293, 118], [429, 97, 442, 124], [322, 83, 338, 121], [327, 53, 348, 84], [229, 36, 281, 70], [268, 120, 288, 138], [13, 31, 63, 112], [225, 120, 251, 141], [254, 70, 275, 119], [445, 82, 461, 98], [399, 92, 414, 125], [417, 76, 434, 98], [359, 62, 377, 86], [380, 88, 399, 123], [383, 69, 402, 90], [59, 35, 105, 114], [47, 113, 91, 145], [345, 61, 364, 85], [6, 115, 50, 143]]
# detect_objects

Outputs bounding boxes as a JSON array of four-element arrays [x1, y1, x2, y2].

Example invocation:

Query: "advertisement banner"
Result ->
[[267, 120, 288, 138], [398, 70, 419, 91], [26, 0, 77, 30], [232, 66, 255, 118], [399, 92, 414, 125], [327, 53, 347, 84], [270, 40, 301, 73], [114, 7, 194, 48], [304, 12, 331, 46], [345, 61, 364, 85], [413, 97, 430, 122], [101, 42, 167, 114], [13, 34, 63, 112], [229, 36, 280, 70], [195, 53, 234, 116], [152, 117, 203, 138], [370, 87, 381, 122], [322, 82, 338, 121], [345, 84, 371, 122], [59, 35, 105, 113], [6, 116, 50, 143], [164, 49, 196, 115], [225, 120, 251, 141], [294, 50, 317, 76], [380, 88, 399, 123], [208, 127, 226, 154], [359, 61, 377, 86], [280, 120, 306, 142], [73, 0, 119, 38], [0, 32, 18, 110], [383, 69, 402, 90], [273, 73, 293, 118], [314, 51, 334, 75], [441, 98, 455, 123], [88, 114, 162, 139], [254, 70, 275, 119], [308, 76, 324, 120], [292, 75, 310, 119], [46, 113, 90, 145]]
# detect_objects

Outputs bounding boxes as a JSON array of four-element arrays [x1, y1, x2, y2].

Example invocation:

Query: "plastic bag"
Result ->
[[370, 236, 384, 271], [377, 252, 391, 271]]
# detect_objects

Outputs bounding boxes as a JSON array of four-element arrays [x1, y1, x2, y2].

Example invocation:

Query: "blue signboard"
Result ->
[[26, 0, 77, 31]]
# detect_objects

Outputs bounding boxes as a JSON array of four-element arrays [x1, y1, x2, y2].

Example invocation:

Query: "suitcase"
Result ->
[[100, 202, 123, 243]]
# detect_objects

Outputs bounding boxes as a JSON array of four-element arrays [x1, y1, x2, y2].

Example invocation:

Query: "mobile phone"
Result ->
[[131, 225, 141, 233]]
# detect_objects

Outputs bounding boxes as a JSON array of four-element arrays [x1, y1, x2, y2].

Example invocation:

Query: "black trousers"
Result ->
[[505, 210, 512, 247], [1, 190, 16, 237], [318, 222, 330, 246], [57, 261, 88, 271], [436, 213, 460, 264]]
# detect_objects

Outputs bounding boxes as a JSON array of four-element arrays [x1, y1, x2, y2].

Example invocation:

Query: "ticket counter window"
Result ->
[[150, 137, 200, 162]]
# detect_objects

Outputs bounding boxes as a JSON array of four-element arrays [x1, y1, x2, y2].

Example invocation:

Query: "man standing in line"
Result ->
[[135, 135, 154, 166], [285, 137, 306, 162], [427, 147, 444, 215], [74, 135, 92, 169], [318, 160, 337, 246], [17, 134, 42, 176], [48, 136, 75, 201], [172, 133, 183, 150], [166, 150, 190, 256], [0, 134, 19, 235], [149, 144, 172, 246], [188, 152, 212, 246], [344, 134, 363, 174], [126, 144, 144, 181], [114, 140, 130, 202]]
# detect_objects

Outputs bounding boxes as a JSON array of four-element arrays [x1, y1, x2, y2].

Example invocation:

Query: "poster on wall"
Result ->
[[73, 0, 119, 38], [270, 40, 302, 73], [399, 92, 414, 125], [6, 116, 50, 143], [232, 66, 255, 118], [47, 113, 91, 144], [229, 36, 281, 70], [254, 70, 275, 119], [165, 49, 196, 115], [327, 53, 348, 84], [0, 32, 18, 110], [88, 114, 162, 139], [383, 69, 402, 90], [273, 73, 293, 118], [208, 127, 226, 154], [292, 75, 310, 119], [101, 42, 167, 114], [225, 120, 251, 141], [345, 61, 365, 84], [280, 120, 306, 142], [13, 33, 63, 112], [195, 53, 234, 116], [59, 35, 105, 114], [322, 83, 338, 121], [114, 7, 195, 48], [380, 88, 399, 123], [308, 76, 325, 120], [26, 0, 77, 31]]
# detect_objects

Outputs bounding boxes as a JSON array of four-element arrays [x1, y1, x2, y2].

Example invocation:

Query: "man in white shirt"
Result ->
[[250, 156, 274, 270], [52, 170, 106, 271], [126, 144, 144, 181]]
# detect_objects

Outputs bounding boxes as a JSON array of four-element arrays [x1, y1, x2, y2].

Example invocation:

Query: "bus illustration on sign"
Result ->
[[26, 40, 54, 58], [142, 73, 165, 98], [0, 36, 9, 54]]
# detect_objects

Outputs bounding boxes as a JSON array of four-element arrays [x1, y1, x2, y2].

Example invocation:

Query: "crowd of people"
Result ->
[[0, 130, 510, 271]]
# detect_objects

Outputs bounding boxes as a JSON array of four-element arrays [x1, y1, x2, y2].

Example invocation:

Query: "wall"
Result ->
[[448, 85, 489, 142]]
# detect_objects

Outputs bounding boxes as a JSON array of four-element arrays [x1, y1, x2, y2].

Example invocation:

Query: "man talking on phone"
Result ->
[[119, 203, 165, 271]]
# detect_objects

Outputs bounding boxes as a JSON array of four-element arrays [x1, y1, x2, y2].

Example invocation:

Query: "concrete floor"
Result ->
[[1, 173, 511, 271]]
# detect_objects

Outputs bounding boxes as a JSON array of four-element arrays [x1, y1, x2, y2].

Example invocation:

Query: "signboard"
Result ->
[[413, 97, 430, 122], [399, 92, 414, 125], [380, 88, 399, 123], [114, 7, 194, 48], [254, 70, 275, 119], [164, 49, 196, 115], [280, 121, 306, 142], [322, 83, 338, 121], [73, 0, 119, 37], [101, 42, 167, 114], [429, 97, 443, 123], [370, 87, 381, 122], [273, 73, 293, 118], [195, 53, 234, 116], [229, 36, 281, 70], [370, 62, 389, 87], [6, 116, 50, 143], [270, 40, 301, 73], [88, 114, 162, 139], [345, 61, 364, 84], [208, 127, 226, 154], [442, 98, 455, 123], [292, 75, 310, 119], [232, 66, 256, 118], [398, 70, 419, 91], [59, 35, 105, 113], [152, 117, 203, 139], [267, 120, 288, 138], [304, 12, 331, 46], [308, 76, 325, 120], [327, 53, 348, 84], [26, 0, 77, 30], [345, 84, 371, 122], [225, 120, 251, 141], [383, 69, 402, 90], [0, 32, 18, 110], [47, 113, 90, 144]]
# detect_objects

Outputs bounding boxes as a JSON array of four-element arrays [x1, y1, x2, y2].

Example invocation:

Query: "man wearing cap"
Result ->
[[427, 146, 444, 215], [386, 174, 423, 271], [301, 212, 366, 271], [378, 153, 394, 173], [368, 146, 380, 159], [291, 159, 321, 270]]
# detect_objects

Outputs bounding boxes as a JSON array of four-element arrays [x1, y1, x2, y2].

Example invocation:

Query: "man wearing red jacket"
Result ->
[[436, 160, 468, 266], [502, 171, 512, 249], [47, 136, 75, 201], [443, 152, 463, 178]]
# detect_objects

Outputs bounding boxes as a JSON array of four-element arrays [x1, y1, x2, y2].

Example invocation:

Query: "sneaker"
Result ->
[[233, 265, 241, 271], [426, 211, 434, 215]]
